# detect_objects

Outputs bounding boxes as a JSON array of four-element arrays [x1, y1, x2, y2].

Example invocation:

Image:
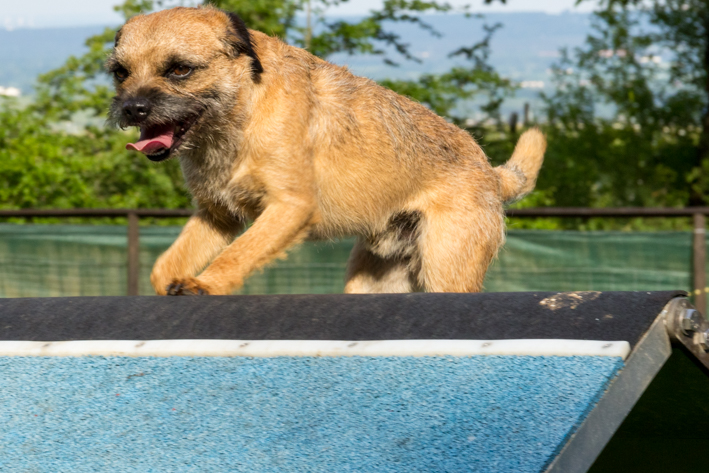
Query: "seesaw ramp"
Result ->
[[0, 291, 700, 472]]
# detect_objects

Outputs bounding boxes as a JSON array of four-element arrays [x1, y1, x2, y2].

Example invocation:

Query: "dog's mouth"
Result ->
[[125, 115, 201, 162]]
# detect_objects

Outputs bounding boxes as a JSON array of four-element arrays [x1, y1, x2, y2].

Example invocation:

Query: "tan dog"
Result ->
[[106, 6, 546, 295]]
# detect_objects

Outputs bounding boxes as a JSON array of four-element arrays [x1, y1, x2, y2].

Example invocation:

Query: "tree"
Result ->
[[212, 0, 514, 123], [0, 0, 514, 213], [540, 0, 708, 216], [37, 0, 512, 123], [0, 0, 192, 215]]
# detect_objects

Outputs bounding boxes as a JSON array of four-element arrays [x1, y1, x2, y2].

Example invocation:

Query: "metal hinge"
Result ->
[[662, 297, 709, 369]]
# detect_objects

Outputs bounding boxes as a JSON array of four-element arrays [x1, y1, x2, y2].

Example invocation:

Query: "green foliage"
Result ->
[[205, 0, 303, 38], [5, 0, 705, 234], [381, 24, 514, 125], [0, 99, 190, 212], [540, 0, 707, 209], [0, 2, 190, 217], [7, 0, 702, 232], [308, 1, 455, 62], [0, 0, 513, 218], [484, 0, 708, 229]]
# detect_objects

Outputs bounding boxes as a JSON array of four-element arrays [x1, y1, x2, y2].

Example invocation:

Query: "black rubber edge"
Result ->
[[0, 291, 685, 348]]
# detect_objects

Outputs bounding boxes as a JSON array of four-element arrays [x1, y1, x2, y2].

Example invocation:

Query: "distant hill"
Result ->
[[0, 26, 109, 93], [330, 12, 590, 82], [0, 12, 592, 117]]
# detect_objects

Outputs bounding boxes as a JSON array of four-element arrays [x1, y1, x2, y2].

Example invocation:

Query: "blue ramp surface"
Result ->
[[0, 292, 685, 472], [0, 355, 622, 473]]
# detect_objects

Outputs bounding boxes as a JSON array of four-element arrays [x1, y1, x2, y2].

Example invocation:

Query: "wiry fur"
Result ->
[[107, 6, 546, 295]]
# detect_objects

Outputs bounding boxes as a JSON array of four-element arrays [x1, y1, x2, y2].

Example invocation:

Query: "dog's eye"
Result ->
[[114, 67, 129, 81], [170, 65, 193, 77]]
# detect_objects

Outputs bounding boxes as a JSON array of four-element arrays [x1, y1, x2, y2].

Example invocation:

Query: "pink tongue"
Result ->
[[126, 124, 175, 155]]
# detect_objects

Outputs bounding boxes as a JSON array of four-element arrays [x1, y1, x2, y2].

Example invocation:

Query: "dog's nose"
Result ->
[[122, 98, 152, 123]]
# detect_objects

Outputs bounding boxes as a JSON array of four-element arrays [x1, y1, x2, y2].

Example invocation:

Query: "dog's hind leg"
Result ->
[[416, 207, 504, 293], [344, 238, 417, 293]]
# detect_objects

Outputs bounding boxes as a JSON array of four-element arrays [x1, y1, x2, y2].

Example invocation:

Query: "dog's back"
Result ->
[[250, 34, 545, 236]]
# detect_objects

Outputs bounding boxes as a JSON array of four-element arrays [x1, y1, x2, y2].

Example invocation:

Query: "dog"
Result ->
[[106, 6, 546, 295]]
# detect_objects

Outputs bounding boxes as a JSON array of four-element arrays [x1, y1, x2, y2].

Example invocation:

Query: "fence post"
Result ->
[[127, 212, 140, 296], [693, 213, 706, 315]]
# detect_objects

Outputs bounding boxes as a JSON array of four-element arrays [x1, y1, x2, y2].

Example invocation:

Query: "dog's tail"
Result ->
[[494, 128, 547, 204]]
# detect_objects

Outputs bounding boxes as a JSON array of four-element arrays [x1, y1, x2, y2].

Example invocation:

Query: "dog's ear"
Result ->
[[224, 12, 264, 81]]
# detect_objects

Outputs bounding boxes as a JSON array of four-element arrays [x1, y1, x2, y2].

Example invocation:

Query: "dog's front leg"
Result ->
[[151, 210, 243, 295], [167, 199, 315, 295]]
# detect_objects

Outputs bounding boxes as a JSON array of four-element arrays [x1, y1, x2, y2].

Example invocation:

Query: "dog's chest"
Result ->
[[180, 155, 264, 220]]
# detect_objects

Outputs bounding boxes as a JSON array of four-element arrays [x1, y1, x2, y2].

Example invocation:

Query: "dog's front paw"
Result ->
[[165, 277, 211, 296]]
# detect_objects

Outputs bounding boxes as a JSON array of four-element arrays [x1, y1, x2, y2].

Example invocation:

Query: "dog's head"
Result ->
[[106, 7, 262, 162]]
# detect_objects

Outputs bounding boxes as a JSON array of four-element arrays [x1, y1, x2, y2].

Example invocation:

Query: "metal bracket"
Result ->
[[544, 315, 672, 473], [662, 296, 709, 370]]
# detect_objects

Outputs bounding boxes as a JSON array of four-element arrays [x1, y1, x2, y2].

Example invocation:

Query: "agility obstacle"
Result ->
[[0, 291, 707, 472]]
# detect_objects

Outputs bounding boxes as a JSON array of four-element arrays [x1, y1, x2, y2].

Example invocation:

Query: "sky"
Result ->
[[0, 0, 595, 29]]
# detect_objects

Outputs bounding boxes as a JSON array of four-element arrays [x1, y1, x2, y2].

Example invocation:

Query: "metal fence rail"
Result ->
[[2, 207, 707, 309]]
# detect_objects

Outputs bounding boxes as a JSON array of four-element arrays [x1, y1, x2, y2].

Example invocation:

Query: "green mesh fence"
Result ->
[[0, 225, 701, 302]]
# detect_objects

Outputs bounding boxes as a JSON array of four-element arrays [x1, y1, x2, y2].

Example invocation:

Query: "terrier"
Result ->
[[106, 6, 546, 295]]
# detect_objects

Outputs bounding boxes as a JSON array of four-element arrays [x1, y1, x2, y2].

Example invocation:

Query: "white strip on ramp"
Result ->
[[0, 339, 631, 359]]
